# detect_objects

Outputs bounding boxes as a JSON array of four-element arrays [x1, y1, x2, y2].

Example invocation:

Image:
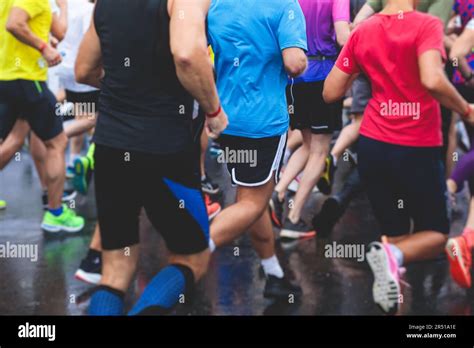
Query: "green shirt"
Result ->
[[367, 0, 453, 26]]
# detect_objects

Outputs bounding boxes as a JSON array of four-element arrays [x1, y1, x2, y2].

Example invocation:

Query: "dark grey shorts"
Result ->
[[350, 74, 372, 115]]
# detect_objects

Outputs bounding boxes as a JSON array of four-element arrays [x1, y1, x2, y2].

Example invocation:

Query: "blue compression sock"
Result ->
[[49, 206, 63, 217], [88, 286, 125, 316], [128, 265, 194, 315]]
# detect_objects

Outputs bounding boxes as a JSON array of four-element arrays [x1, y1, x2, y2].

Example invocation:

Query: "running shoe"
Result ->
[[366, 240, 401, 315], [42, 189, 77, 210], [263, 275, 302, 299], [280, 219, 316, 240], [312, 197, 342, 238], [41, 205, 85, 233], [209, 142, 224, 158], [201, 174, 220, 195], [75, 250, 102, 285], [73, 155, 94, 195], [0, 200, 6, 210], [269, 191, 284, 227], [205, 194, 221, 220], [317, 154, 336, 195], [446, 234, 472, 289], [66, 166, 75, 179]]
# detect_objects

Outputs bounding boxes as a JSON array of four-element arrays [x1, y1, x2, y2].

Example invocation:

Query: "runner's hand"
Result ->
[[466, 104, 474, 127], [206, 108, 228, 139], [56, 0, 67, 9], [42, 44, 62, 67]]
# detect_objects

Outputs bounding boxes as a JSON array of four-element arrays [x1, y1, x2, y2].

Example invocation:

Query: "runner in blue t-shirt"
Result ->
[[207, 0, 309, 299]]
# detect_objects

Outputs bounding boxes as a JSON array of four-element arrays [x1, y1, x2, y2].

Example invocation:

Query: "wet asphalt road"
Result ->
[[0, 148, 473, 316]]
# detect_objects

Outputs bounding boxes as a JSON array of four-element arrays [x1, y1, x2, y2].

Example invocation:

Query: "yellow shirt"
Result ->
[[0, 0, 52, 81]]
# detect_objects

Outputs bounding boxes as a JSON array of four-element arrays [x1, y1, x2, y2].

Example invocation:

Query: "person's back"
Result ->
[[207, 0, 307, 138], [93, 0, 194, 154], [341, 11, 446, 147]]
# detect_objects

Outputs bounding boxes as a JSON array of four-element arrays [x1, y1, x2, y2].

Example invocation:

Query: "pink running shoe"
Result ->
[[366, 238, 401, 315]]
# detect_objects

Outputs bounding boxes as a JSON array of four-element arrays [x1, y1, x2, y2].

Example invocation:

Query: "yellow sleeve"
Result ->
[[12, 0, 46, 19]]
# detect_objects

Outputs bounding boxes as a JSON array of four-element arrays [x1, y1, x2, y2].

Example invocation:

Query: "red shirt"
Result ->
[[335, 11, 447, 147]]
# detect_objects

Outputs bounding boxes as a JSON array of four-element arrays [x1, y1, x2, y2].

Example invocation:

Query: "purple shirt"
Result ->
[[295, 0, 350, 83]]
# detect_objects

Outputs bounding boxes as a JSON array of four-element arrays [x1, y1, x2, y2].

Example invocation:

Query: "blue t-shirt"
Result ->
[[208, 0, 307, 138]]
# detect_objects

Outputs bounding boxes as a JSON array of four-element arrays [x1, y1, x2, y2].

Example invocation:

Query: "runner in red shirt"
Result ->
[[324, 0, 474, 314]]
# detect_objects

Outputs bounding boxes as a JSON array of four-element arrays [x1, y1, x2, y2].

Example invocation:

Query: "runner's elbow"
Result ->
[[421, 72, 443, 93]]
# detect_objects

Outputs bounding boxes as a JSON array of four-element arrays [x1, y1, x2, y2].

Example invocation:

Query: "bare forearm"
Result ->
[[51, 6, 68, 41], [353, 3, 375, 27], [7, 22, 43, 51], [175, 52, 220, 114], [429, 74, 469, 115]]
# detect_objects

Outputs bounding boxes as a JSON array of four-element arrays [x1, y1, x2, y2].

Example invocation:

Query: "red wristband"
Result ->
[[206, 105, 221, 118], [463, 105, 471, 119], [38, 42, 47, 53]]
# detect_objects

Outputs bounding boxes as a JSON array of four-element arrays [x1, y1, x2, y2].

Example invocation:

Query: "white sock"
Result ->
[[389, 244, 404, 267], [209, 239, 216, 253], [261, 255, 284, 279], [331, 154, 338, 166]]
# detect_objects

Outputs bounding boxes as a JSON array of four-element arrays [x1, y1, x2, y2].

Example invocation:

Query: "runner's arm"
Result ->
[[75, 14, 103, 88], [335, 21, 350, 47], [50, 0, 68, 41], [420, 50, 471, 117], [353, 3, 375, 28], [450, 28, 474, 80], [323, 67, 359, 103], [282, 48, 307, 78], [170, 0, 220, 115], [6, 8, 46, 50]]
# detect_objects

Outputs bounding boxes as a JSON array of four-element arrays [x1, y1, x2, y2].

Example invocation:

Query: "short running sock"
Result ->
[[331, 153, 338, 167], [201, 174, 207, 182], [462, 227, 474, 249], [128, 264, 194, 316], [261, 255, 284, 279], [209, 238, 216, 253], [88, 286, 125, 316], [388, 244, 404, 267], [49, 206, 64, 217]]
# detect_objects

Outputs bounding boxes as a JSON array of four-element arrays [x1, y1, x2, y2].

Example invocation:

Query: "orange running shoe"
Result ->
[[205, 194, 221, 221], [446, 235, 472, 289]]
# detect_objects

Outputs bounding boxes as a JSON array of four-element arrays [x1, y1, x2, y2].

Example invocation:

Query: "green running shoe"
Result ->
[[0, 200, 6, 210], [41, 205, 85, 233], [73, 156, 93, 195]]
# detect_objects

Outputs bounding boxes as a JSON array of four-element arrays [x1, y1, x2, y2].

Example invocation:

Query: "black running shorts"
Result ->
[[287, 80, 343, 134], [218, 133, 287, 187], [358, 135, 450, 237], [0, 80, 63, 142], [94, 144, 209, 253]]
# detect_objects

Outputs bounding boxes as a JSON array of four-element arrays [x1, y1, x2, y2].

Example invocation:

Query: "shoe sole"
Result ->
[[446, 238, 471, 288], [202, 187, 220, 195], [62, 191, 77, 202], [366, 244, 400, 315], [208, 206, 221, 221], [74, 159, 89, 195], [75, 269, 102, 285], [269, 199, 282, 227], [41, 223, 85, 234], [280, 229, 316, 240]]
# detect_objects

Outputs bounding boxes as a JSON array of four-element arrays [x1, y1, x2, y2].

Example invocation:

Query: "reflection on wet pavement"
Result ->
[[0, 151, 473, 315]]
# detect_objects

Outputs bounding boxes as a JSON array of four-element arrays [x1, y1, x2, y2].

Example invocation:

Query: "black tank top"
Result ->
[[93, 0, 195, 154]]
